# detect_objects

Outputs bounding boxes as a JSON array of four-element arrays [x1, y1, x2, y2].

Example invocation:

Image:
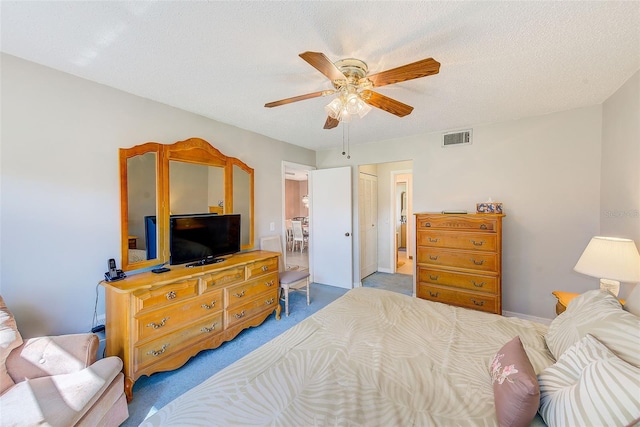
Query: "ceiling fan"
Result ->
[[265, 51, 440, 129]]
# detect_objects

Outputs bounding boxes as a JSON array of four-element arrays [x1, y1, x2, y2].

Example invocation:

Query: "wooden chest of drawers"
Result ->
[[414, 213, 505, 314], [102, 250, 281, 401]]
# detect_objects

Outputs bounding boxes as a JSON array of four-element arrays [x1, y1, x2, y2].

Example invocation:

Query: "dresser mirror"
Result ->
[[120, 138, 254, 271]]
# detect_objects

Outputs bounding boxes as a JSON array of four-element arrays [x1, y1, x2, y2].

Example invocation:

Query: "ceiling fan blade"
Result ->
[[299, 51, 346, 82], [362, 91, 414, 117], [264, 90, 333, 108], [323, 116, 339, 129], [364, 58, 440, 88]]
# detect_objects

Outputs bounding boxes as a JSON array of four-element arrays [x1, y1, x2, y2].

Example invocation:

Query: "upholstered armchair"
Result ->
[[0, 295, 128, 426]]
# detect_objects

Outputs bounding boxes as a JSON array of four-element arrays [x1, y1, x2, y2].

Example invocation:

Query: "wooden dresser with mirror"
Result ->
[[102, 138, 280, 401]]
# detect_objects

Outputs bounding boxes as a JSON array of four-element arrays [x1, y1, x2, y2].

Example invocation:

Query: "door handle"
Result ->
[[345, 232, 350, 236]]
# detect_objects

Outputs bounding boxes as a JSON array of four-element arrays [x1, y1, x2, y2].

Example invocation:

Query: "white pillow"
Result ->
[[545, 289, 640, 368], [538, 334, 640, 427], [623, 284, 640, 316]]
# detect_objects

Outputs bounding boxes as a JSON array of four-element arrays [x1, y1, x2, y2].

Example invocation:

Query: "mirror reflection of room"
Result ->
[[285, 171, 309, 269]]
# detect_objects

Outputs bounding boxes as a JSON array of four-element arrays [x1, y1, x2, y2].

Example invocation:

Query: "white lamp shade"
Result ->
[[574, 236, 640, 283]]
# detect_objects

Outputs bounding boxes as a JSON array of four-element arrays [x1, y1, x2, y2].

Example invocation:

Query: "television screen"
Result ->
[[169, 213, 241, 266]]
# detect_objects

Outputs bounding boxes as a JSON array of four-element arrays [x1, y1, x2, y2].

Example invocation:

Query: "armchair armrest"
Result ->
[[6, 333, 99, 383]]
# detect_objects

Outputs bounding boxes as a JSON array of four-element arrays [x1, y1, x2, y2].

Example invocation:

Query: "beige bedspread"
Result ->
[[141, 287, 554, 426]]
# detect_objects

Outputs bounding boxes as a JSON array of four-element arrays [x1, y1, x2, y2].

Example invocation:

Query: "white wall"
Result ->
[[0, 54, 315, 338], [600, 70, 640, 297], [318, 106, 603, 319]]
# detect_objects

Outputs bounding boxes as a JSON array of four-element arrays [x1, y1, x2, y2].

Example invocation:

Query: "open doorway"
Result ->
[[283, 162, 312, 270], [358, 161, 413, 295], [394, 173, 413, 275]]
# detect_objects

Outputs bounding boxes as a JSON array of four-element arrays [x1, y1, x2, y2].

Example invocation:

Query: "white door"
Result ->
[[359, 172, 378, 279], [310, 167, 352, 289]]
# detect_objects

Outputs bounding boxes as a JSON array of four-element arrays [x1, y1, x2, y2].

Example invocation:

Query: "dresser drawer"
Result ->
[[133, 278, 199, 312], [201, 267, 245, 291], [135, 312, 224, 369], [246, 257, 279, 279], [226, 289, 279, 328], [418, 267, 498, 294], [417, 247, 497, 272], [416, 215, 498, 232], [135, 289, 224, 342], [417, 230, 497, 252], [225, 273, 279, 308], [417, 284, 498, 313]]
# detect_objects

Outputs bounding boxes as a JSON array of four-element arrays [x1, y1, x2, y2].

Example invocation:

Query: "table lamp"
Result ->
[[574, 236, 640, 296]]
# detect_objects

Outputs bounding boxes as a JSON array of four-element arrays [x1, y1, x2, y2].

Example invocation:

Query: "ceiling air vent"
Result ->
[[442, 129, 472, 147]]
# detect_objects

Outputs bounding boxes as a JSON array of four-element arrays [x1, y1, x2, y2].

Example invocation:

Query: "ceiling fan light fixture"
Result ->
[[324, 97, 343, 119]]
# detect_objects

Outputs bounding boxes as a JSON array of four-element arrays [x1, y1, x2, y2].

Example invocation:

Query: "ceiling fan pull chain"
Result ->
[[346, 122, 351, 159], [342, 123, 346, 156]]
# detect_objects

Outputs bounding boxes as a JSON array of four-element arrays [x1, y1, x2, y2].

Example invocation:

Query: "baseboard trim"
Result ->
[[503, 310, 552, 326], [377, 267, 393, 274]]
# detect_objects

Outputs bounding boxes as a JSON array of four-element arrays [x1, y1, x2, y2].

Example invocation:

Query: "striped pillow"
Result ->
[[545, 289, 640, 368], [538, 334, 640, 427]]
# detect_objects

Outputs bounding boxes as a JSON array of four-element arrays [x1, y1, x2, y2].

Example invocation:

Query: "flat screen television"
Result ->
[[169, 213, 241, 266]]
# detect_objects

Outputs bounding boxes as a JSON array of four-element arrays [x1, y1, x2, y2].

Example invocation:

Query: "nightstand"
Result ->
[[552, 290, 625, 315], [552, 291, 580, 315]]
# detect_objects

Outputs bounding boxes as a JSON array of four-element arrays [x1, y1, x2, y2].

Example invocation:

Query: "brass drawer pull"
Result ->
[[471, 259, 485, 265], [470, 240, 485, 246], [146, 317, 169, 329], [429, 255, 439, 261], [201, 322, 218, 333], [165, 291, 176, 300], [201, 301, 216, 310], [424, 222, 431, 227], [428, 291, 439, 297], [429, 274, 439, 281], [265, 280, 274, 287], [234, 310, 246, 319], [261, 265, 269, 272], [428, 237, 439, 243], [471, 280, 485, 288], [233, 290, 246, 298], [265, 297, 275, 305], [147, 344, 169, 357], [480, 224, 488, 230], [471, 299, 485, 306]]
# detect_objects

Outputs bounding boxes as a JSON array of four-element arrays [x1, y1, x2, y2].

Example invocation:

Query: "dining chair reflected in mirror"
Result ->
[[260, 235, 310, 316]]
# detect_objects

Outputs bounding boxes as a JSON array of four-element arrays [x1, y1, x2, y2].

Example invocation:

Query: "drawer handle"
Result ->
[[265, 280, 275, 287], [201, 301, 217, 310], [428, 237, 439, 243], [146, 317, 169, 329], [471, 280, 485, 288], [234, 310, 246, 319], [429, 291, 439, 298], [423, 222, 431, 227], [429, 255, 439, 261], [165, 291, 177, 300], [429, 274, 439, 281], [147, 344, 169, 357], [265, 297, 275, 305], [471, 299, 485, 307], [470, 240, 485, 246], [201, 322, 218, 333], [480, 224, 488, 230], [471, 259, 485, 265], [233, 290, 246, 298], [261, 265, 269, 272]]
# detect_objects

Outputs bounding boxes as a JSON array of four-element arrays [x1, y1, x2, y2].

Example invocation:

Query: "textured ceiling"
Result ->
[[1, 1, 639, 151]]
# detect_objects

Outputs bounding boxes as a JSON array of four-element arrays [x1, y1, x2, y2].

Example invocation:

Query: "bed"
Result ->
[[141, 287, 640, 427]]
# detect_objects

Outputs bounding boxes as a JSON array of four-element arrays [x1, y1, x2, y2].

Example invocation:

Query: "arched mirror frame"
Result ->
[[120, 137, 255, 272]]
